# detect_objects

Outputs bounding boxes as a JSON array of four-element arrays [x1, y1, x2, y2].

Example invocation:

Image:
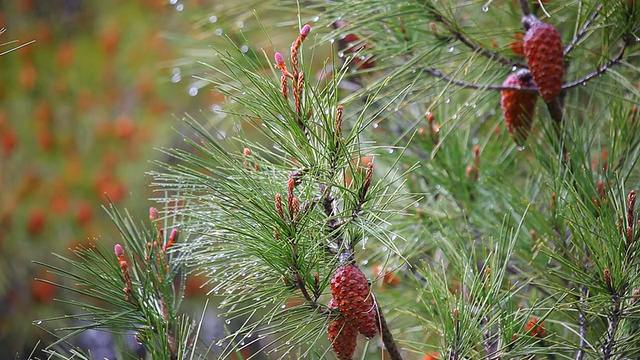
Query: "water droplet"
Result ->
[[255, 297, 261, 301], [338, 51, 345, 58], [171, 73, 181, 83], [209, 15, 218, 23], [281, 304, 287, 309], [169, 0, 177, 4], [388, 148, 394, 154], [188, 87, 198, 96], [517, 145, 526, 152], [240, 45, 249, 53], [372, 122, 379, 129], [329, 38, 335, 44], [361, 259, 369, 265], [34, 320, 42, 325], [176, 3, 184, 11], [582, 81, 586, 86], [448, 46, 455, 52], [172, 67, 180, 75], [452, 114, 458, 120], [313, 16, 320, 22], [482, 6, 489, 12], [211, 104, 223, 113], [225, 319, 231, 324], [444, 98, 451, 104], [236, 21, 245, 29], [214, 28, 223, 36]]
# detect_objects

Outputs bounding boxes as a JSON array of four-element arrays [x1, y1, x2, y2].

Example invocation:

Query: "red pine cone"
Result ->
[[523, 22, 564, 102], [327, 298, 358, 360], [330, 265, 378, 338], [501, 69, 538, 145]]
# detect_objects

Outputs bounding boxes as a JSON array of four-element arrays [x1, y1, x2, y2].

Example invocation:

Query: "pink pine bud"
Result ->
[[300, 24, 311, 37], [114, 243, 124, 257], [163, 228, 178, 250], [274, 52, 285, 66], [149, 207, 158, 220]]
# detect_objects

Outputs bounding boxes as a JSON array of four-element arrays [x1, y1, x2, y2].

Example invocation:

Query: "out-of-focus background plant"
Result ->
[[0, 1, 297, 357]]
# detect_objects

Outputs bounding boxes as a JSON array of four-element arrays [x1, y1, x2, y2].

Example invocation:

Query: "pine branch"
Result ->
[[426, 36, 630, 95], [377, 302, 404, 360], [562, 40, 630, 90], [424, 2, 525, 68], [564, 4, 603, 56], [575, 285, 588, 360], [424, 68, 538, 92], [602, 293, 622, 359]]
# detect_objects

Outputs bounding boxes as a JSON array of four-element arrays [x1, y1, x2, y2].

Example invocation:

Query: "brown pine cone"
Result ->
[[327, 298, 358, 360], [330, 265, 378, 338], [523, 22, 564, 102], [501, 69, 538, 145]]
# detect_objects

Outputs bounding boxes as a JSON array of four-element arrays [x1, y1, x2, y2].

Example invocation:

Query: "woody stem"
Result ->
[[564, 4, 603, 56], [425, 2, 525, 68], [377, 303, 404, 360]]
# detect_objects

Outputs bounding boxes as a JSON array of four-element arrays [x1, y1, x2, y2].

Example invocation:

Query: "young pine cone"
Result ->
[[501, 69, 538, 145], [327, 298, 358, 360], [523, 22, 564, 102], [330, 264, 378, 339]]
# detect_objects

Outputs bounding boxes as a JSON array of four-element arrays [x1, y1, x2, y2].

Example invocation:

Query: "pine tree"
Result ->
[[35, 0, 640, 359]]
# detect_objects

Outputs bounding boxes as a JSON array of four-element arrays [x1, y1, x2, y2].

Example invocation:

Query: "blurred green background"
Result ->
[[0, 0, 286, 357]]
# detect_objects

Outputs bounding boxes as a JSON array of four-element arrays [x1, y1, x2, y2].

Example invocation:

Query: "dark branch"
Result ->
[[575, 285, 588, 360], [425, 68, 537, 92], [546, 97, 564, 126], [426, 4, 525, 68], [428, 35, 627, 94], [377, 302, 404, 360], [602, 295, 622, 359], [517, 0, 532, 17], [564, 4, 603, 56], [562, 41, 629, 90], [294, 272, 313, 302]]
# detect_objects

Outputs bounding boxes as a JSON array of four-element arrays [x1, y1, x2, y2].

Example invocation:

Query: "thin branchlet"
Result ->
[[425, 2, 525, 68]]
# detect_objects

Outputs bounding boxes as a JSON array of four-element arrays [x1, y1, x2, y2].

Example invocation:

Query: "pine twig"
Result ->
[[377, 302, 404, 360], [294, 272, 314, 302], [425, 2, 525, 68], [517, 0, 532, 16], [424, 68, 537, 92], [575, 285, 588, 360], [602, 294, 622, 359], [564, 4, 603, 56], [561, 41, 630, 90], [426, 36, 628, 94]]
